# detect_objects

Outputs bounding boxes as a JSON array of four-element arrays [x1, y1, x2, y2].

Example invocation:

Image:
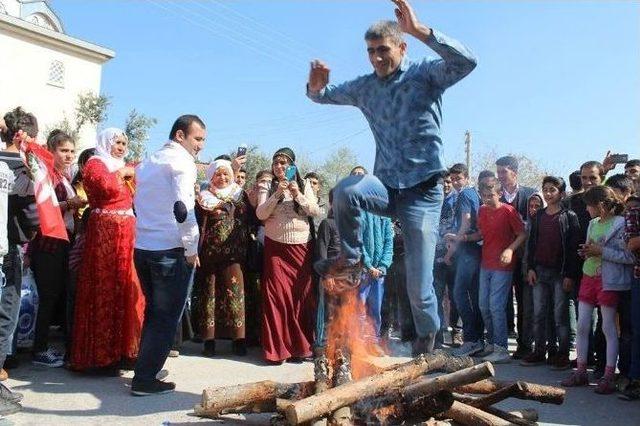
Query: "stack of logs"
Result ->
[[193, 351, 566, 425]]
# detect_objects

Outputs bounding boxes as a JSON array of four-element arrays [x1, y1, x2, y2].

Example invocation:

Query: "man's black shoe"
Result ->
[[131, 379, 176, 396], [0, 383, 23, 403], [3, 355, 19, 370]]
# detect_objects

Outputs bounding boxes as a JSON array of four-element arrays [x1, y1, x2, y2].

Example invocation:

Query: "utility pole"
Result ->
[[464, 130, 472, 177]]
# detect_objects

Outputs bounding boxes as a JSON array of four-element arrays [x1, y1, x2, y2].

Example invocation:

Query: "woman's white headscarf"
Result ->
[[93, 128, 127, 172], [200, 159, 242, 208]]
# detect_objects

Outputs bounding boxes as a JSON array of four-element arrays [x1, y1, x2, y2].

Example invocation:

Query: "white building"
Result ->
[[0, 0, 114, 150]]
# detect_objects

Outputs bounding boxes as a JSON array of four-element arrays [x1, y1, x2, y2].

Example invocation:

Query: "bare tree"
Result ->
[[472, 148, 553, 189]]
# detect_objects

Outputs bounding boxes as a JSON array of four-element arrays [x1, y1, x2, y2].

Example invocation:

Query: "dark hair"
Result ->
[[442, 171, 451, 179], [542, 176, 566, 193], [449, 163, 468, 177], [72, 148, 96, 186], [496, 155, 519, 173], [3, 107, 38, 144], [304, 172, 320, 181], [582, 185, 624, 215], [605, 173, 634, 194], [479, 177, 501, 194], [255, 169, 272, 181], [215, 154, 231, 161], [169, 114, 205, 141], [625, 159, 640, 169], [350, 165, 368, 175], [238, 167, 247, 174], [627, 195, 640, 205], [580, 160, 605, 177], [477, 169, 496, 181], [569, 170, 582, 191], [46, 129, 74, 151]]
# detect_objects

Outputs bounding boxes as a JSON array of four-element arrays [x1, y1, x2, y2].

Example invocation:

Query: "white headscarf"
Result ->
[[200, 159, 242, 208], [93, 128, 127, 172]]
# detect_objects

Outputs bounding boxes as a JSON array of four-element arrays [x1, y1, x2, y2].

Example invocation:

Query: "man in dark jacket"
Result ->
[[0, 107, 40, 410], [495, 155, 536, 358]]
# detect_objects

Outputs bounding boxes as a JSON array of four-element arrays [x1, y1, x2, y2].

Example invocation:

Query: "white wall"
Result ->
[[0, 28, 103, 152], [1, 0, 21, 17]]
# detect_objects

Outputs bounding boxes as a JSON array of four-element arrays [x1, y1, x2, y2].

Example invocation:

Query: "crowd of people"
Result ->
[[0, 0, 638, 419]]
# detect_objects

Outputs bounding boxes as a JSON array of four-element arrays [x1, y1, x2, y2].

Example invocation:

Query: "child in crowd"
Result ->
[[562, 186, 634, 394], [621, 195, 640, 400], [523, 177, 581, 370], [458, 177, 526, 363]]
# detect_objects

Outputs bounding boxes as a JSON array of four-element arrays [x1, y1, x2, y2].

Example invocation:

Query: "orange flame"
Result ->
[[324, 289, 384, 380]]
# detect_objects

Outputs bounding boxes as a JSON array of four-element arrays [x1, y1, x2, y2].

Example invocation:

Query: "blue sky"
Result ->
[[54, 0, 639, 176]]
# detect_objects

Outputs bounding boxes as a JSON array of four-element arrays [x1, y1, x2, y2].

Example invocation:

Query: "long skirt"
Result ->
[[261, 237, 316, 362], [70, 213, 145, 370], [194, 262, 246, 340]]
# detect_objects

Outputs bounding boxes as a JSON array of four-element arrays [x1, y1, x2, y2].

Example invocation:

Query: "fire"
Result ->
[[324, 289, 384, 380]]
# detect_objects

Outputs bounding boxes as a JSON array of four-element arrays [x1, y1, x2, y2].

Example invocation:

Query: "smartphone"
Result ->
[[236, 145, 247, 157], [285, 165, 297, 181], [610, 153, 628, 164]]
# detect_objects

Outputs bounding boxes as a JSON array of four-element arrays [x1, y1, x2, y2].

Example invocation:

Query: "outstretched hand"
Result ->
[[308, 60, 330, 93]]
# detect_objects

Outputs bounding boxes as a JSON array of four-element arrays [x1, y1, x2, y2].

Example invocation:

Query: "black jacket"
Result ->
[[527, 207, 581, 280], [501, 185, 536, 222], [0, 151, 39, 245]]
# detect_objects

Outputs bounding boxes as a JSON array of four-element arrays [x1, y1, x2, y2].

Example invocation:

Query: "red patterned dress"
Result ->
[[70, 158, 145, 370]]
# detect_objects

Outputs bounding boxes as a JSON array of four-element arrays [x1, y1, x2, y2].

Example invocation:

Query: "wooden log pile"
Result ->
[[193, 351, 566, 425]]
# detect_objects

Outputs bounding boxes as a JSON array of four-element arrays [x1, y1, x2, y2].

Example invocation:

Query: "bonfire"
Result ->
[[193, 280, 565, 425]]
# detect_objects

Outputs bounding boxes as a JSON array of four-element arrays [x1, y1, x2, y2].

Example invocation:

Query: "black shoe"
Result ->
[[131, 379, 176, 396], [511, 347, 531, 360], [619, 380, 640, 401], [232, 339, 247, 356], [0, 397, 21, 416], [287, 357, 304, 364], [412, 334, 435, 357], [0, 383, 23, 403], [3, 355, 20, 370], [202, 340, 216, 358]]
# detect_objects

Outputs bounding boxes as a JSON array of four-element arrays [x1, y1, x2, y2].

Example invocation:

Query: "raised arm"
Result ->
[[393, 0, 477, 89], [306, 60, 360, 106]]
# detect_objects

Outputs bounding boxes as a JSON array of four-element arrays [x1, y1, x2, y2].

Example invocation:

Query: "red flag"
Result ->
[[15, 131, 69, 242]]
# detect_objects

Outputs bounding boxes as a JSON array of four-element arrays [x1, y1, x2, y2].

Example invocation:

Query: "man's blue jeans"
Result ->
[[358, 273, 385, 336], [332, 174, 443, 339], [133, 248, 193, 383], [453, 244, 483, 343], [478, 267, 512, 348]]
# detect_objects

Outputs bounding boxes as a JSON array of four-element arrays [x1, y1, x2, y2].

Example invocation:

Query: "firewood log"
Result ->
[[483, 407, 538, 426], [442, 401, 514, 426], [283, 352, 461, 425], [194, 380, 314, 417], [455, 378, 565, 405]]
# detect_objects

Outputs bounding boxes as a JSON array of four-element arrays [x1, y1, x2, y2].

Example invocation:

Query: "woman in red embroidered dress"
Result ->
[[70, 128, 144, 373]]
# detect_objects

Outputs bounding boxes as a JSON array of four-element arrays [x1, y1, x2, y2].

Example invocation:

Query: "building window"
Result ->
[[48, 60, 65, 88]]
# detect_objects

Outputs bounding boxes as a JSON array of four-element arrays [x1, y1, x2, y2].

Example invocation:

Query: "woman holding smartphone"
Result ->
[[256, 147, 320, 363]]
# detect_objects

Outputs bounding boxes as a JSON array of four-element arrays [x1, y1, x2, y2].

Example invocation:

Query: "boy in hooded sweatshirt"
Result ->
[[524, 176, 581, 370]]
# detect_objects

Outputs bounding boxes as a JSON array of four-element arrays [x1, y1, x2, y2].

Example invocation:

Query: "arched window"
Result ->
[[48, 60, 65, 88]]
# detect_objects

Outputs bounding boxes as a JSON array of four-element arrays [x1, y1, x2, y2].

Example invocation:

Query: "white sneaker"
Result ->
[[482, 345, 511, 364], [453, 341, 484, 357], [476, 344, 494, 358]]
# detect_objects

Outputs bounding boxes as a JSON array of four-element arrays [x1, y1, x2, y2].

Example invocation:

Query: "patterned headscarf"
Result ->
[[93, 128, 127, 172]]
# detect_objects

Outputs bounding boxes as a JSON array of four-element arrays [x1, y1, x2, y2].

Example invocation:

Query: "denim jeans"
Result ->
[[358, 273, 385, 336], [434, 259, 459, 345], [478, 267, 512, 348], [453, 244, 483, 343], [0, 245, 22, 366], [532, 266, 571, 356], [332, 174, 443, 339], [133, 248, 193, 383], [629, 278, 640, 380]]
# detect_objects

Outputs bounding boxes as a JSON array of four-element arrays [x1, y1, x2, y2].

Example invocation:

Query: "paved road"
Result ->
[[4, 339, 640, 425]]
